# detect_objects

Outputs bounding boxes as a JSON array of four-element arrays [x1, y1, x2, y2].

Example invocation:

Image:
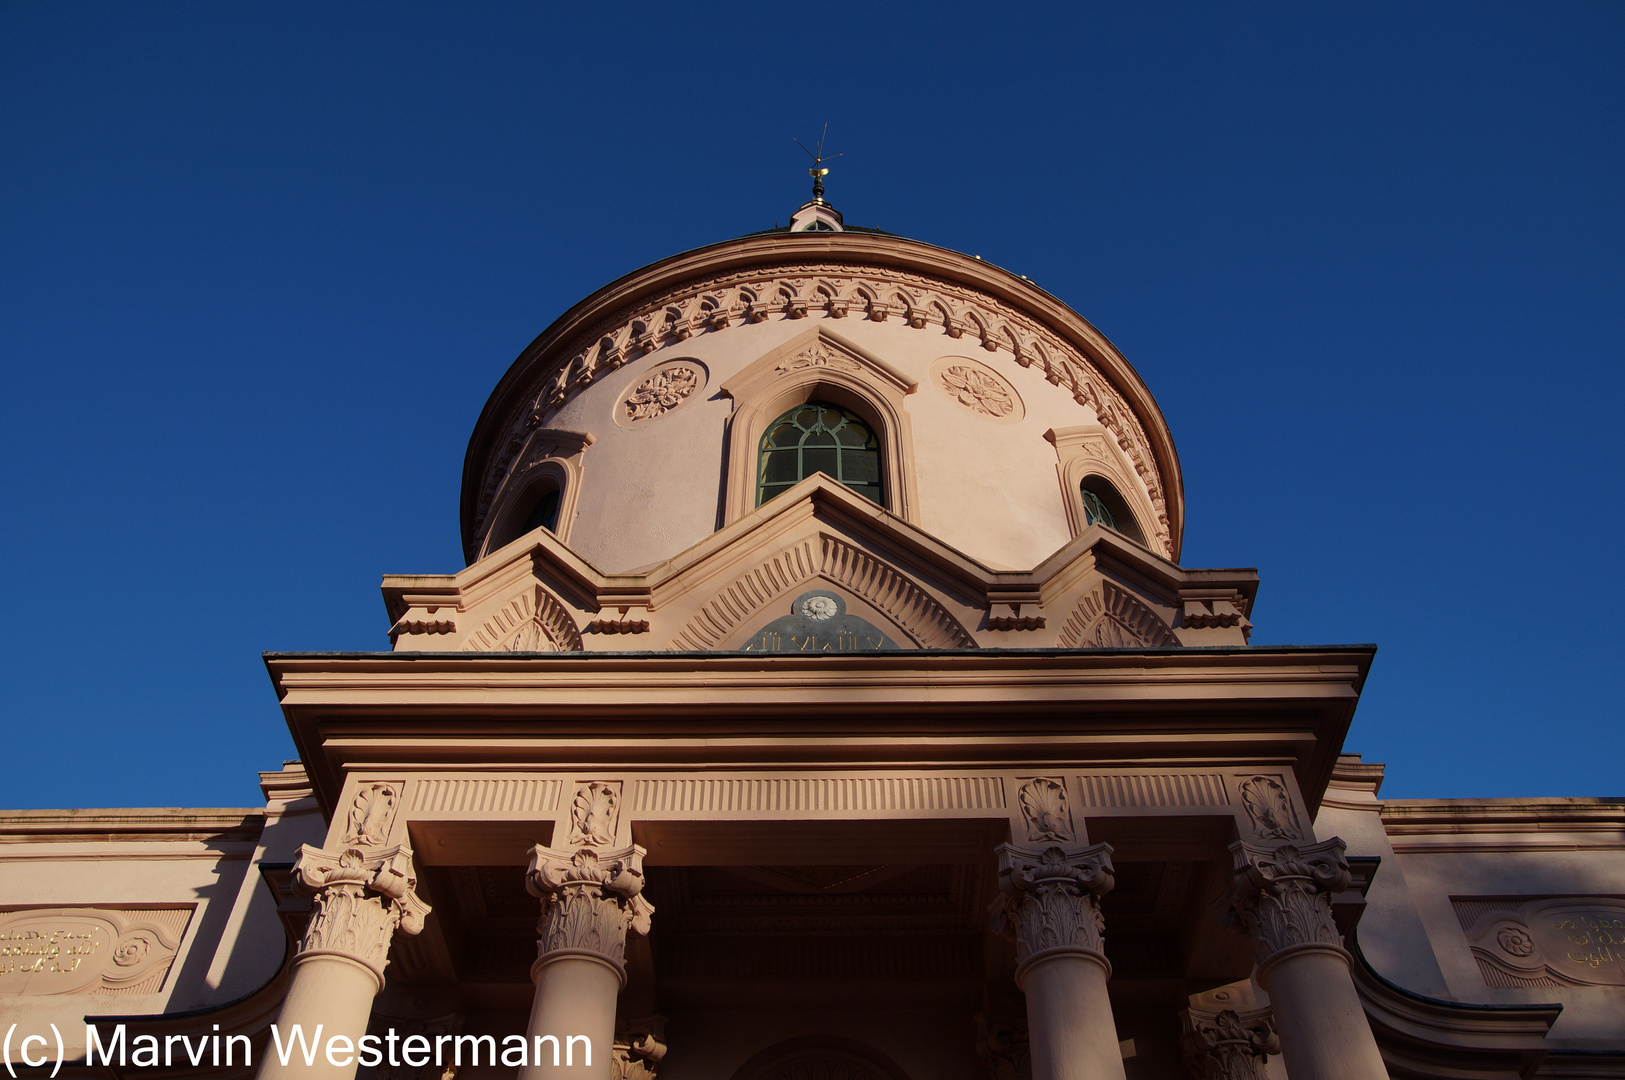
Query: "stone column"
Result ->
[[993, 843, 1124, 1080], [1180, 1007, 1278, 1080], [520, 844, 654, 1080], [259, 845, 430, 1080], [1223, 838, 1387, 1080]]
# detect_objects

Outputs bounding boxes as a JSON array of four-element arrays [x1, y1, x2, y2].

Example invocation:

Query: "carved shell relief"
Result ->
[[618, 361, 707, 426], [1018, 777, 1075, 842], [474, 264, 1172, 555], [570, 781, 623, 847], [343, 782, 402, 847], [1238, 776, 1302, 841], [930, 356, 1023, 422]]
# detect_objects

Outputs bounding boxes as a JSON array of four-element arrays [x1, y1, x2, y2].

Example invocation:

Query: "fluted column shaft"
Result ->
[[1224, 838, 1386, 1080], [258, 845, 429, 1080], [520, 844, 653, 1080], [994, 843, 1125, 1080]]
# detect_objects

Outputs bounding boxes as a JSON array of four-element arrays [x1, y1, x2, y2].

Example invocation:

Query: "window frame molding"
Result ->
[[1045, 424, 1162, 556], [720, 328, 919, 526], [478, 427, 593, 559]]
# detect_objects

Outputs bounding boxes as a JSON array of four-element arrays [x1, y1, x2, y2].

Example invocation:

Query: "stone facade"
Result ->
[[3, 203, 1622, 1079]]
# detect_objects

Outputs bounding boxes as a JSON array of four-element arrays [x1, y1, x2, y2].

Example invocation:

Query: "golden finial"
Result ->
[[794, 124, 842, 204]]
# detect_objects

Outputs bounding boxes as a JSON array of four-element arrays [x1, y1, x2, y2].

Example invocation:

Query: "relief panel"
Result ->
[[1455, 897, 1625, 988], [0, 907, 191, 996]]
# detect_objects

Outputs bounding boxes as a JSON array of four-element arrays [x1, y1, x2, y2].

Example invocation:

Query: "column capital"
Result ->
[[526, 843, 654, 986], [290, 843, 431, 989], [1180, 1008, 1278, 1080], [1223, 837, 1350, 973], [992, 842, 1116, 984]]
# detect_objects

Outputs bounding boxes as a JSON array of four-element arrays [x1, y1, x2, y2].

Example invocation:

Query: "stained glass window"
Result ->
[[757, 402, 882, 506]]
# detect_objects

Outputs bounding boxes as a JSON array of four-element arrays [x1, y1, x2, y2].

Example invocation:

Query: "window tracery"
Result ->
[[757, 401, 882, 506]]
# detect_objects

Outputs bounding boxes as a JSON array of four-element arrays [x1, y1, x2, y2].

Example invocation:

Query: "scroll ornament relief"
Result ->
[[1180, 1009, 1279, 1080], [992, 843, 1116, 971], [1018, 777, 1075, 843], [940, 364, 1015, 418], [612, 1020, 668, 1080], [1223, 839, 1350, 968], [527, 844, 654, 975], [569, 780, 622, 847], [1238, 777, 1301, 841], [292, 844, 431, 985], [624, 365, 700, 422], [476, 265, 1171, 553], [342, 782, 401, 846]]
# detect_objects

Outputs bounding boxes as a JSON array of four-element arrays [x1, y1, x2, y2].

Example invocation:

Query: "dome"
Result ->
[[460, 223, 1184, 575]]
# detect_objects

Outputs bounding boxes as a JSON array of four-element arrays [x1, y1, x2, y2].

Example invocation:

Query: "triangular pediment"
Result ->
[[383, 475, 1255, 653], [719, 326, 917, 402]]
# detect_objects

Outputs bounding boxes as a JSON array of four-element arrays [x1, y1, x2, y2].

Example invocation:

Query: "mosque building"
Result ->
[[2, 180, 1622, 1080]]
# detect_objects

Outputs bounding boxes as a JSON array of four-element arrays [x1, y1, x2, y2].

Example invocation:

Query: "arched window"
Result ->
[[1080, 476, 1146, 545], [757, 401, 882, 506], [521, 487, 561, 534]]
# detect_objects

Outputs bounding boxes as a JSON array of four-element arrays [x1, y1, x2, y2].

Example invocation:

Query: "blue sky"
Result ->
[[1, 3, 1620, 809]]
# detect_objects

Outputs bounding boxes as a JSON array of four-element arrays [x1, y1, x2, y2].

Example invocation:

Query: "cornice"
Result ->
[[1379, 798, 1625, 835], [264, 645, 1371, 818], [460, 231, 1185, 562], [0, 808, 265, 845]]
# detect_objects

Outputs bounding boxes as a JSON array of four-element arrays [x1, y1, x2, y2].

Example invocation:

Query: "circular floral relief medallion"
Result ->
[[618, 361, 707, 426], [929, 357, 1024, 423], [1496, 926, 1535, 957], [800, 595, 838, 621]]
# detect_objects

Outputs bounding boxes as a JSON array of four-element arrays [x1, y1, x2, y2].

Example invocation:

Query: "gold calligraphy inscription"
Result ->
[[0, 927, 103, 975], [0, 920, 111, 994], [742, 630, 889, 652], [1555, 914, 1625, 970]]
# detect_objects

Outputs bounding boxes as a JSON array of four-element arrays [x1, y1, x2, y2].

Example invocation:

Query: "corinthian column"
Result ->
[[992, 843, 1124, 1080], [520, 844, 653, 1080], [259, 845, 430, 1080], [1180, 1007, 1278, 1080], [1223, 838, 1386, 1080]]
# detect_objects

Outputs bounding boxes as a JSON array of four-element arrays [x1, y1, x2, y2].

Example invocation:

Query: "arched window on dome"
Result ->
[[521, 486, 561, 535], [757, 402, 882, 506], [1080, 475, 1146, 545], [487, 480, 563, 553]]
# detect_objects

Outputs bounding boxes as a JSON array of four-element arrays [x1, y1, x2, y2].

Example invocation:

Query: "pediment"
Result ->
[[384, 473, 1255, 653], [719, 326, 917, 402]]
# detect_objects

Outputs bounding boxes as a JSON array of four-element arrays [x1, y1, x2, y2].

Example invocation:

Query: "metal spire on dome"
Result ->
[[794, 124, 842, 205], [789, 125, 846, 233]]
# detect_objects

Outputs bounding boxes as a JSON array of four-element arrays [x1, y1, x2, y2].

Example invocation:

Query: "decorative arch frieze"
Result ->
[[665, 535, 974, 651], [462, 587, 585, 653], [668, 540, 820, 651], [818, 537, 974, 649], [1056, 580, 1179, 648], [470, 264, 1172, 553]]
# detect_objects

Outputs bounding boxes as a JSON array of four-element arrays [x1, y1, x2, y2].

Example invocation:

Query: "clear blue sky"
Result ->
[[2, 3, 1620, 809]]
